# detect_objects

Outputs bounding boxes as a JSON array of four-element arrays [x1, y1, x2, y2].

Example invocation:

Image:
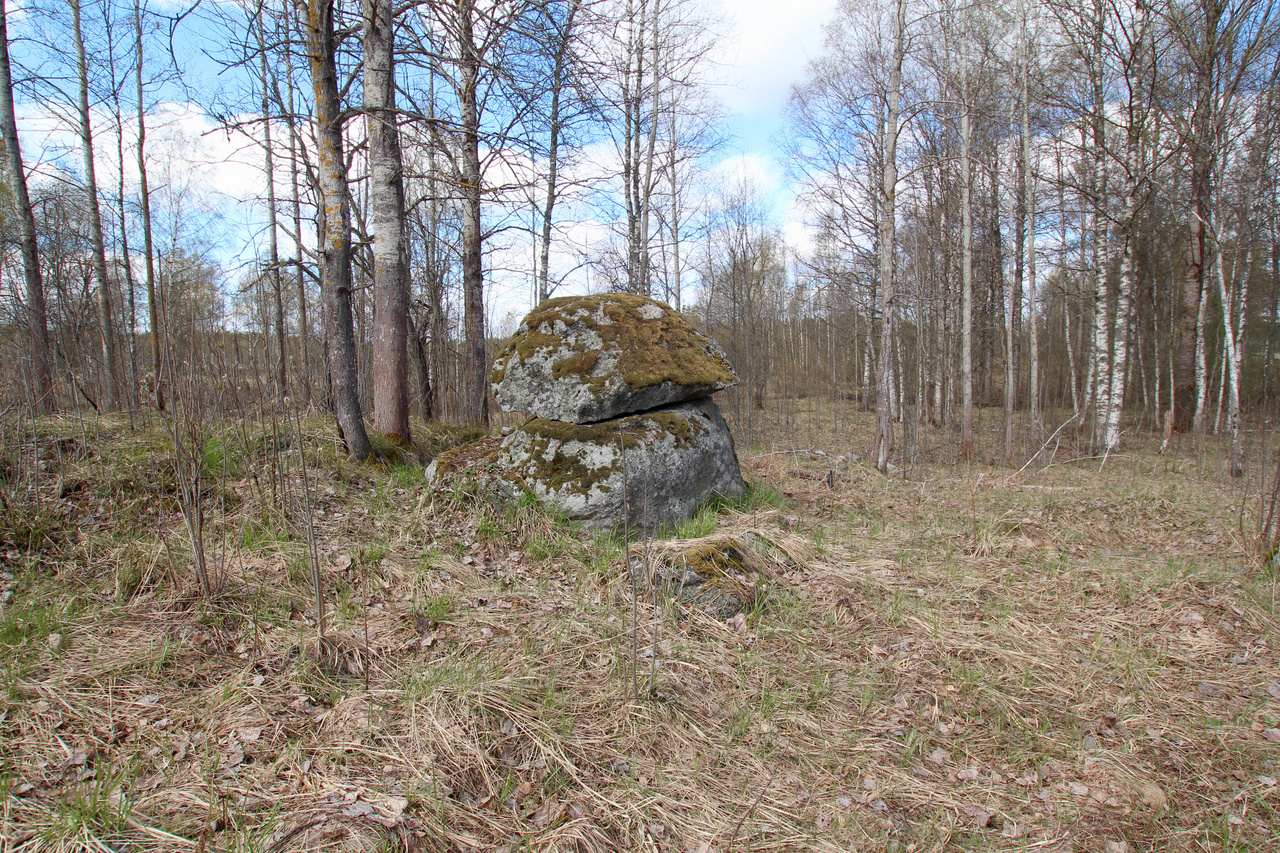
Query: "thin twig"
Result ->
[[1004, 415, 1077, 484], [727, 770, 777, 848], [619, 431, 635, 703]]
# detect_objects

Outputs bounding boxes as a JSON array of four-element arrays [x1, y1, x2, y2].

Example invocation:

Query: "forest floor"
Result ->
[[0, 404, 1278, 852]]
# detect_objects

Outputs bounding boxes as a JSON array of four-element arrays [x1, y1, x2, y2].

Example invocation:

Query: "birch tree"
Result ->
[[604, 0, 716, 298], [1021, 0, 1042, 444], [786, 0, 909, 434], [959, 15, 975, 461], [535, 0, 585, 305], [1166, 0, 1278, 433], [1099, 0, 1157, 452], [406, 0, 546, 425], [304, 0, 371, 459], [365, 0, 410, 441], [874, 0, 906, 474]]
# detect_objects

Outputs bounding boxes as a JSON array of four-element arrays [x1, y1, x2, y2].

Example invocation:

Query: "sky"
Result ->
[[713, 0, 835, 135], [710, 0, 837, 235]]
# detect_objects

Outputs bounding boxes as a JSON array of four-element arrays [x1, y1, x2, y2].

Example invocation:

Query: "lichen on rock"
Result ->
[[423, 434, 505, 489], [491, 293, 738, 424], [491, 397, 744, 535]]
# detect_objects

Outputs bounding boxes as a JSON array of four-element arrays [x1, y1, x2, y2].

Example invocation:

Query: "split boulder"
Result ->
[[430, 293, 746, 535]]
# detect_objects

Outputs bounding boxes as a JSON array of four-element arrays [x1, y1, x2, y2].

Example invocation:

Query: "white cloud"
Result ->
[[707, 151, 782, 196], [782, 214, 817, 258], [710, 0, 837, 116]]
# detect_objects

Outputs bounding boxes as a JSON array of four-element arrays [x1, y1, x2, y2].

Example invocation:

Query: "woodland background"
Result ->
[[1, 0, 1279, 475]]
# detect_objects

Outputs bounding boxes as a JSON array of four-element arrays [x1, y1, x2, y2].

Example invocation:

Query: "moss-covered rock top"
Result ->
[[490, 293, 739, 424]]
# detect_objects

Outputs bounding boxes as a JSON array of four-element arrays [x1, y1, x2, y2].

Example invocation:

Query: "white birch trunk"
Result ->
[[1025, 116, 1040, 443], [1021, 0, 1041, 444], [1193, 261, 1210, 433], [1216, 230, 1250, 476], [1104, 222, 1134, 452], [365, 0, 411, 440], [1088, 8, 1111, 450], [875, 0, 905, 474], [1102, 0, 1152, 453], [1002, 124, 1015, 462]]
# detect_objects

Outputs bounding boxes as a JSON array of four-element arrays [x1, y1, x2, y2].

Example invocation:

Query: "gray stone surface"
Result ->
[[490, 293, 738, 424], [492, 397, 746, 535]]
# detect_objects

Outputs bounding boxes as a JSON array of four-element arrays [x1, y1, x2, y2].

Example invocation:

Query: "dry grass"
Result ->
[[0, 407, 1277, 852]]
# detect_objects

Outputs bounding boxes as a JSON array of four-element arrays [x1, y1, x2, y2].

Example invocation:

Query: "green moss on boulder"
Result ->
[[437, 398, 743, 535], [490, 293, 738, 424]]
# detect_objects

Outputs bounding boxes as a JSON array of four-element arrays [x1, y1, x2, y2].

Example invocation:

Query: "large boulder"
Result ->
[[489, 397, 745, 535], [490, 293, 738, 424]]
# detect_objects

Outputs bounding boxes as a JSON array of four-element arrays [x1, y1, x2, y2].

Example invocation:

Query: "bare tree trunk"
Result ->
[[1056, 148, 1081, 419], [424, 83, 446, 421], [1004, 128, 1016, 463], [255, 9, 288, 401], [1177, 0, 1220, 434], [365, 0, 410, 441], [115, 131, 139, 407], [72, 0, 120, 410], [1023, 0, 1041, 444], [1214, 121, 1253, 476], [408, 309, 433, 421], [638, 0, 661, 297], [936, 202, 950, 429], [107, 22, 139, 409], [1101, 0, 1153, 453], [669, 140, 682, 311], [1, 0, 55, 412], [622, 0, 644, 293], [1090, 146, 1111, 449], [874, 0, 905, 475], [1105, 215, 1135, 452], [282, 13, 313, 409], [305, 0, 371, 459], [1089, 0, 1111, 450], [537, 0, 579, 305], [1193, 251, 1211, 432], [135, 0, 162, 411], [1216, 238, 1248, 475], [960, 58, 974, 460], [458, 0, 489, 425]]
